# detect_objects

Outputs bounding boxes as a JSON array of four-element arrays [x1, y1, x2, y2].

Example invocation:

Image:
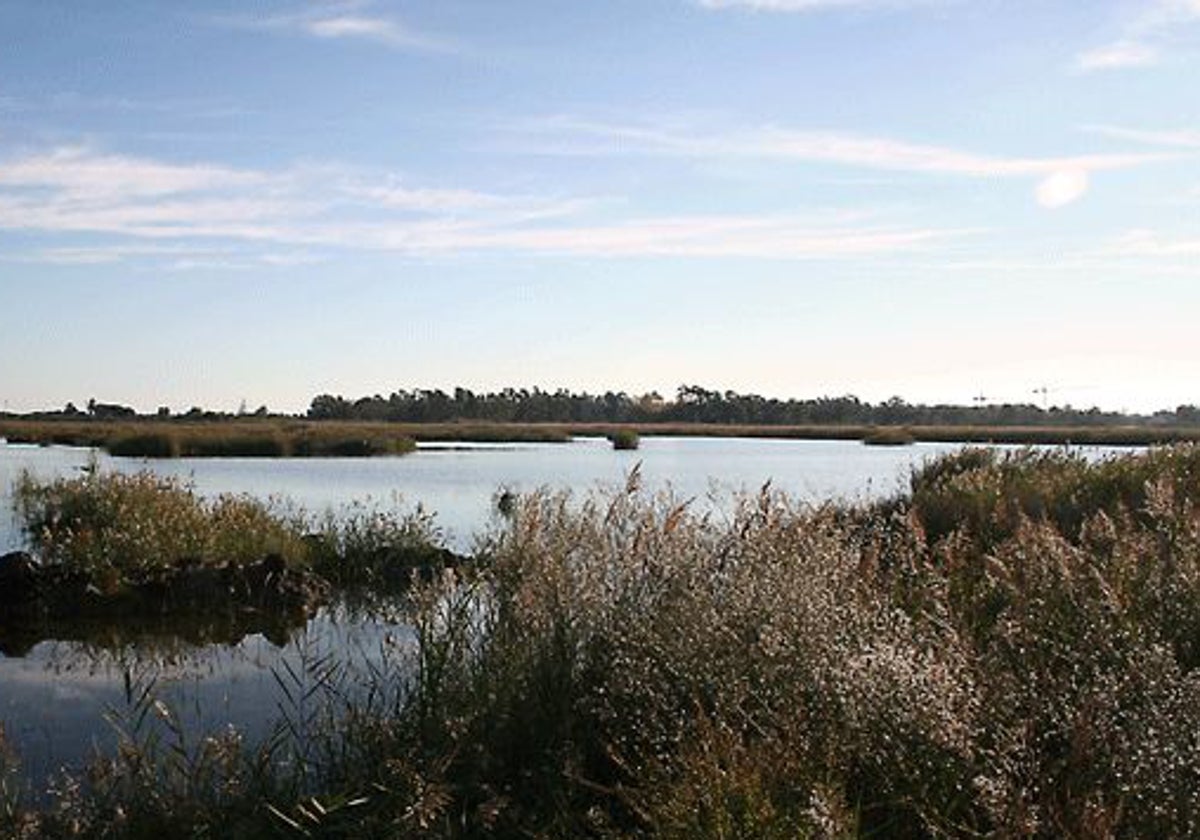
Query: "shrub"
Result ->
[[608, 428, 640, 450], [13, 469, 307, 586]]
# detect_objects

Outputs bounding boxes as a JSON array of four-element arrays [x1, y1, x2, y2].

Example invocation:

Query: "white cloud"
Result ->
[[300, 14, 448, 50], [0, 147, 265, 199], [0, 144, 962, 262], [213, 3, 455, 53], [1075, 40, 1160, 72], [422, 217, 967, 259], [1084, 124, 1200, 149], [695, 0, 940, 12], [1075, 0, 1200, 72], [1105, 229, 1200, 257], [1035, 169, 1090, 208], [510, 116, 1171, 206]]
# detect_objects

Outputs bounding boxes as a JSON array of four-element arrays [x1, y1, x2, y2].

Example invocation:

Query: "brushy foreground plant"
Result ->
[[7, 447, 1200, 838]]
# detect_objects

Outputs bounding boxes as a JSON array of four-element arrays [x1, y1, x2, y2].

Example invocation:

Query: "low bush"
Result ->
[[608, 428, 640, 450]]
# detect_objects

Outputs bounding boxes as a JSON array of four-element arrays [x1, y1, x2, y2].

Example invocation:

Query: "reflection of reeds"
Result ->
[[8, 446, 1200, 837]]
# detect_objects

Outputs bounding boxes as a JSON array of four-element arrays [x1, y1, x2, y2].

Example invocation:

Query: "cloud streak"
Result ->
[[1075, 40, 1161, 72], [509, 116, 1174, 207], [694, 0, 941, 12], [213, 2, 456, 53], [1105, 229, 1200, 258], [1084, 124, 1200, 149], [1075, 0, 1200, 72], [0, 145, 963, 262]]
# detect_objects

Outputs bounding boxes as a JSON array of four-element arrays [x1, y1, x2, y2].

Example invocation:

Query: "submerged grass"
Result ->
[[7, 446, 1200, 837]]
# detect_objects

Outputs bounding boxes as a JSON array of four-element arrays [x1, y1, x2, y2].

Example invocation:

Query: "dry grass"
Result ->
[[5, 418, 1198, 455], [11, 468, 450, 595], [7, 447, 1200, 838], [0, 420, 423, 458]]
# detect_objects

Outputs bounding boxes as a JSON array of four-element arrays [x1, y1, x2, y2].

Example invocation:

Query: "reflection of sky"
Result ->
[[0, 609, 417, 795]]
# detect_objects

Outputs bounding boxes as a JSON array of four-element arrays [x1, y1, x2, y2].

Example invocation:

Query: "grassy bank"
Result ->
[[4, 445, 1200, 837], [7, 469, 454, 604], [566, 421, 1200, 446], [4, 418, 1198, 457], [0, 420, 425, 458]]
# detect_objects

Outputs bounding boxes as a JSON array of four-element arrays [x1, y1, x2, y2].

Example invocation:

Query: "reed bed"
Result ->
[[5, 446, 1200, 838], [0, 421, 421, 458], [5, 418, 1198, 456], [566, 422, 1200, 446], [10, 468, 449, 594]]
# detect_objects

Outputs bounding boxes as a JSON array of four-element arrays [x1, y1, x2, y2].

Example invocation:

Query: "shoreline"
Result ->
[[2, 417, 1198, 455]]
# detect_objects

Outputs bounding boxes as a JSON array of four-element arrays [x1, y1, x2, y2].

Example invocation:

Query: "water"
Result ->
[[0, 436, 970, 555], [0, 436, 1129, 789]]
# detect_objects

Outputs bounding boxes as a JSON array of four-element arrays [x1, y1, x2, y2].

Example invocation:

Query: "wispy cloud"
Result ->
[[440, 217, 966, 259], [1074, 0, 1200, 72], [213, 2, 456, 53], [1075, 40, 1161, 72], [694, 0, 941, 12], [0, 144, 961, 262], [1084, 123, 1200, 149], [507, 115, 1174, 207], [1104, 228, 1200, 258]]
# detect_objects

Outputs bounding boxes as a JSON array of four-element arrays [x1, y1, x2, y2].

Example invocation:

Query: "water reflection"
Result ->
[[0, 602, 416, 794]]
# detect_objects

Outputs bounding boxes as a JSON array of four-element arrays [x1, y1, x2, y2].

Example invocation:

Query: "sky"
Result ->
[[0, 0, 1197, 415]]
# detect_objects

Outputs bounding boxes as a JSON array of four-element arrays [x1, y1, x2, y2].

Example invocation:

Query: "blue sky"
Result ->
[[0, 0, 1197, 414]]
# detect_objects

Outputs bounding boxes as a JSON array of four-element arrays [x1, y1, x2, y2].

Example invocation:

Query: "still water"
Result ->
[[0, 436, 970, 554], [0, 436, 1114, 789]]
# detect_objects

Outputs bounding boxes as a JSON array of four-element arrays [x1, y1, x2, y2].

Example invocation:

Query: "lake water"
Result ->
[[0, 436, 1128, 791], [0, 436, 973, 555]]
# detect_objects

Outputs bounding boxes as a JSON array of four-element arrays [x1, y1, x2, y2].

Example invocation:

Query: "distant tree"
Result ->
[[86, 399, 136, 420]]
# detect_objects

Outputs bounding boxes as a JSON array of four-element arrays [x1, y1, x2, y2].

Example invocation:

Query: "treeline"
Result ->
[[308, 385, 1200, 428]]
